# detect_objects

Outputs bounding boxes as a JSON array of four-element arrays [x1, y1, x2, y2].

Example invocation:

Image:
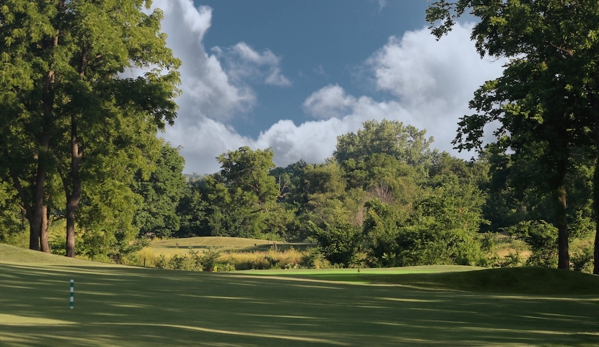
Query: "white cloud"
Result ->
[[302, 84, 357, 119], [300, 22, 507, 162], [155, 4, 505, 174], [214, 42, 292, 87], [152, 0, 255, 122], [367, 23, 498, 110]]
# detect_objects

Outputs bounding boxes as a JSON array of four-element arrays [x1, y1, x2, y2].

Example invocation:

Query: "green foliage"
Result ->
[[218, 146, 278, 206], [509, 220, 558, 268], [308, 220, 363, 267], [200, 247, 221, 272], [361, 177, 487, 267], [571, 245, 594, 273], [203, 147, 280, 239], [335, 119, 434, 168], [0, 0, 181, 254], [133, 142, 186, 238], [427, 0, 599, 272], [0, 181, 25, 243], [175, 181, 209, 237], [301, 248, 333, 269], [361, 199, 403, 267]]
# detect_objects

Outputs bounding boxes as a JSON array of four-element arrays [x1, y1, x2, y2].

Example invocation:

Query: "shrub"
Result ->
[[500, 251, 523, 268], [308, 220, 363, 267], [201, 247, 221, 271], [213, 263, 235, 272], [156, 255, 168, 269], [509, 220, 558, 268], [301, 249, 332, 269], [571, 246, 594, 273]]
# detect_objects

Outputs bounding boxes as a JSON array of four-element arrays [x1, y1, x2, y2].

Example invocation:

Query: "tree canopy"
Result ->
[[427, 0, 599, 272], [0, 0, 180, 256]]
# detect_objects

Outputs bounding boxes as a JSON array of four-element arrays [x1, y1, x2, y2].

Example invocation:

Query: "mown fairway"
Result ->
[[1, 244, 599, 346]]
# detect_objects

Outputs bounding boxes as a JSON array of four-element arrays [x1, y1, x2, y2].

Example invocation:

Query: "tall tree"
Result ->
[[133, 142, 186, 239], [0, 0, 180, 256], [335, 119, 434, 170], [204, 147, 280, 239], [427, 0, 599, 271]]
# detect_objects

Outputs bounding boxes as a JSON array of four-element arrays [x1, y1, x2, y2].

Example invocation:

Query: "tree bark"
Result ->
[[594, 158, 599, 274], [555, 179, 569, 270], [591, 92, 599, 274], [65, 114, 82, 258], [29, 129, 52, 251], [550, 124, 570, 270], [40, 204, 51, 253]]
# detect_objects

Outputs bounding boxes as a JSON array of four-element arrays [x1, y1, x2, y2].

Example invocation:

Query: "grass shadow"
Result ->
[[1, 255, 599, 346]]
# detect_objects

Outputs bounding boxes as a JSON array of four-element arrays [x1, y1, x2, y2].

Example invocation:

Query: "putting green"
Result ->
[[1, 244, 599, 346]]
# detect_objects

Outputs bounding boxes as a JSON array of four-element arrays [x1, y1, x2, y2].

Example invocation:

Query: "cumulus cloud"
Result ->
[[214, 42, 292, 87], [152, 0, 255, 122], [300, 23, 507, 161], [367, 23, 497, 110], [155, 3, 505, 174], [302, 84, 357, 119]]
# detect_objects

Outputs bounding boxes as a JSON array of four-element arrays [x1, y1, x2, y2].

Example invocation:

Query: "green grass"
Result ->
[[2, 243, 599, 346], [247, 266, 599, 295]]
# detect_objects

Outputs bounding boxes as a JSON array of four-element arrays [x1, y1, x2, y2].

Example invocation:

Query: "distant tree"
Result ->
[[175, 180, 209, 237], [361, 199, 404, 267], [204, 147, 281, 239], [335, 119, 434, 168], [133, 143, 186, 239], [218, 146, 278, 209]]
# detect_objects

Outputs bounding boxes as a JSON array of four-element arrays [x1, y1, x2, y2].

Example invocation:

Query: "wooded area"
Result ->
[[1, 0, 598, 274]]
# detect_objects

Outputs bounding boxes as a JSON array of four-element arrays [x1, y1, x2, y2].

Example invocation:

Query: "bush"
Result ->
[[500, 251, 523, 268], [201, 247, 221, 271], [509, 220, 557, 268], [571, 246, 594, 273], [308, 221, 363, 267], [301, 249, 332, 269], [212, 263, 235, 272], [156, 255, 168, 269]]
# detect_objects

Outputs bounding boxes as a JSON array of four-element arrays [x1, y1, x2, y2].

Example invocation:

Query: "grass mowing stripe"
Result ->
[[99, 322, 351, 346], [2, 243, 599, 346]]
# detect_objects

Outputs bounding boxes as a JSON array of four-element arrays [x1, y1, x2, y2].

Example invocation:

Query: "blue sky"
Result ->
[[150, 0, 506, 174]]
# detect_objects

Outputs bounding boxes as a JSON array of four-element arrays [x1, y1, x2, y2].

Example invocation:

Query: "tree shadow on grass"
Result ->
[[0, 263, 598, 346]]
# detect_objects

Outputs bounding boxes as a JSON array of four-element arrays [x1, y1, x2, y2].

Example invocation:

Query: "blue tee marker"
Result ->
[[70, 279, 74, 309]]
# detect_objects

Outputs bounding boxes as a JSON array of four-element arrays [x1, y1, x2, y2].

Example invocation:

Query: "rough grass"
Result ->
[[140, 236, 315, 269], [2, 243, 599, 346], [149, 236, 314, 256]]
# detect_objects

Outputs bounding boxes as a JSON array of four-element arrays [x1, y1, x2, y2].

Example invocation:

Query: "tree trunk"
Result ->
[[591, 92, 599, 275], [594, 159, 599, 274], [555, 180, 569, 270], [65, 37, 86, 258], [29, 131, 51, 251], [550, 126, 570, 270], [65, 114, 82, 258], [40, 204, 51, 253]]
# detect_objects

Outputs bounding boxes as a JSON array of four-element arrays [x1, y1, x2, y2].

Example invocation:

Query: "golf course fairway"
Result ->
[[1, 244, 599, 346]]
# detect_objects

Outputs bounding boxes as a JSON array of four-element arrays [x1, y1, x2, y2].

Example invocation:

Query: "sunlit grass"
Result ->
[[149, 236, 313, 254], [1, 243, 599, 346]]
